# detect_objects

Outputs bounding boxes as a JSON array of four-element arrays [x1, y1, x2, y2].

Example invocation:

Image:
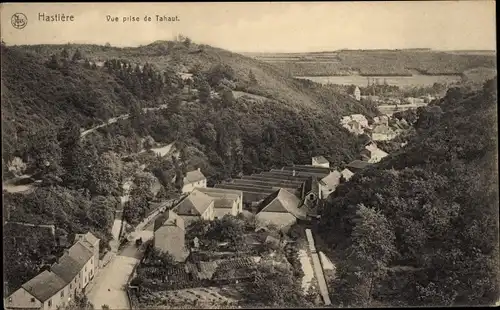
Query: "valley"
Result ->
[[2, 36, 498, 310]]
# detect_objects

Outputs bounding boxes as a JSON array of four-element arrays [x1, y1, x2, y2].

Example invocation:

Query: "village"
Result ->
[[3, 102, 412, 309], [0, 56, 426, 309]]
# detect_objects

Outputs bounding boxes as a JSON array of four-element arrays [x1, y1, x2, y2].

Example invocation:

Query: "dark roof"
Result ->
[[302, 176, 320, 196], [213, 198, 235, 209], [196, 187, 243, 198], [215, 183, 276, 194], [232, 178, 302, 189], [347, 160, 371, 170], [21, 270, 67, 302], [50, 254, 82, 283], [244, 174, 309, 183], [283, 165, 332, 174], [68, 241, 94, 266], [154, 210, 185, 231], [265, 170, 329, 179]]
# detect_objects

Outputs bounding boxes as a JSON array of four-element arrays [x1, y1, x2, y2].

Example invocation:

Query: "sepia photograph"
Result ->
[[1, 1, 498, 309]]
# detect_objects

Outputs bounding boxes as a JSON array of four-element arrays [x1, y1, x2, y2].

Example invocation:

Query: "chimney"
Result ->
[[197, 168, 201, 172]]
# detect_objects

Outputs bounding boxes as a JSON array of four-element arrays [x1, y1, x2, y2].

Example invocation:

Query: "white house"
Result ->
[[318, 170, 342, 199], [153, 210, 189, 262], [341, 168, 354, 181], [350, 86, 361, 101], [311, 156, 330, 168], [361, 142, 389, 163], [372, 124, 398, 141], [255, 189, 307, 232], [5, 233, 100, 310], [173, 189, 215, 226], [195, 187, 243, 219], [180, 168, 207, 193]]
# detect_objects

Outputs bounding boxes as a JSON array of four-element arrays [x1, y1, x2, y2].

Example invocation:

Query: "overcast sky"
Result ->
[[1, 2, 496, 52]]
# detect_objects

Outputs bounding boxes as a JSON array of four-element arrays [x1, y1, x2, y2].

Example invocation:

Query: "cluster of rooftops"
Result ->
[[5, 232, 100, 306], [153, 155, 375, 262]]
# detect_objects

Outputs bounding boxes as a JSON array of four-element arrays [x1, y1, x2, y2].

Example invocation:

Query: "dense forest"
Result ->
[[319, 78, 499, 307], [1, 39, 378, 294]]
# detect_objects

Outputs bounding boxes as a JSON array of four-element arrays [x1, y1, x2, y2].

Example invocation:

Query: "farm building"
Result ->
[[195, 187, 243, 219], [154, 210, 189, 262], [255, 189, 309, 232], [173, 189, 215, 226]]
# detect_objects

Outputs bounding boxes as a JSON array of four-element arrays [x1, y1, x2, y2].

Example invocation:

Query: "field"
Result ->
[[243, 49, 496, 77], [136, 285, 241, 309]]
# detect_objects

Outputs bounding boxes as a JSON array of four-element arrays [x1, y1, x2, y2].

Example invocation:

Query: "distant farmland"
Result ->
[[243, 49, 497, 77]]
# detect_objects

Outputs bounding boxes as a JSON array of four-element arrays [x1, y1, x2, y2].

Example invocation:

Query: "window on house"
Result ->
[[61, 291, 64, 298], [85, 266, 87, 272], [31, 298, 36, 303], [8, 297, 12, 302], [309, 194, 315, 201], [48, 299, 52, 307], [70, 283, 72, 289], [85, 277, 87, 283]]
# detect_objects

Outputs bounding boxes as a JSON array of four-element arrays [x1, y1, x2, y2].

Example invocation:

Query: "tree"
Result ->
[[88, 151, 123, 196], [60, 48, 69, 59], [332, 204, 396, 307], [196, 76, 211, 104], [249, 70, 258, 85], [66, 294, 93, 310], [46, 54, 60, 69], [72, 49, 83, 62], [239, 263, 313, 308], [221, 88, 235, 108]]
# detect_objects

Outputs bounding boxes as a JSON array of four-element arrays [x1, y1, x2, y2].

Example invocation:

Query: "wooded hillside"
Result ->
[[319, 78, 499, 307]]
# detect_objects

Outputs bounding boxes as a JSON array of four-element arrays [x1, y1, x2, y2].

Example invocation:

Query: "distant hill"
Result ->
[[243, 49, 496, 76]]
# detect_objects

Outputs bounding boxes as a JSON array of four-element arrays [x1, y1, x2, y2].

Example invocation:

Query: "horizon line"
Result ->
[[3, 41, 496, 54]]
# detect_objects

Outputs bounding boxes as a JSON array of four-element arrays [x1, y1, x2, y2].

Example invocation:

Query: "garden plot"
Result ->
[[139, 286, 240, 309]]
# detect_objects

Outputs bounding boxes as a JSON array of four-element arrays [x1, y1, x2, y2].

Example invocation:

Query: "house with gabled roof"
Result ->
[[361, 142, 389, 163], [255, 189, 308, 232], [74, 232, 100, 281], [371, 124, 398, 141], [173, 189, 215, 226], [318, 170, 342, 199], [301, 176, 320, 210], [179, 168, 207, 193], [195, 187, 243, 218], [5, 270, 68, 310], [154, 209, 189, 262], [5, 232, 100, 310]]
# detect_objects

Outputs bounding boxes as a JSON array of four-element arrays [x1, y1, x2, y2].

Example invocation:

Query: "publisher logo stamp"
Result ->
[[11, 13, 28, 29]]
